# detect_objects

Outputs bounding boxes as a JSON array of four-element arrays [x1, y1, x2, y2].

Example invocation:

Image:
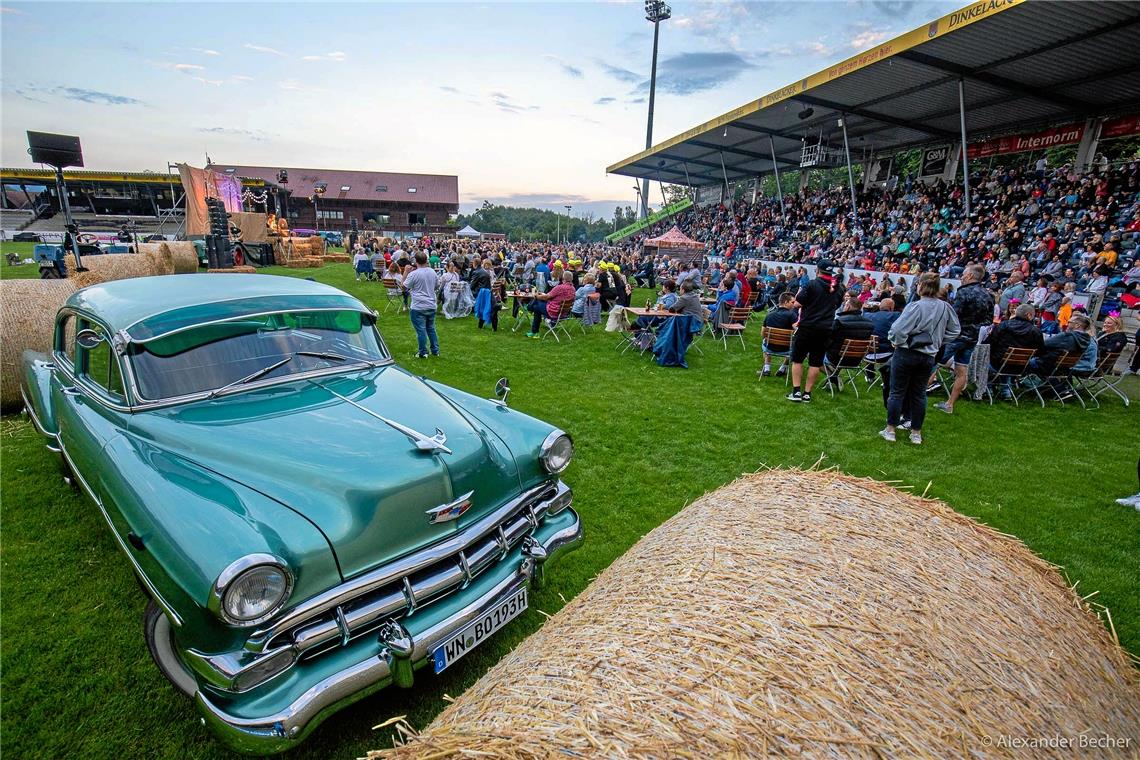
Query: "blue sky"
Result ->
[[1, 0, 960, 217]]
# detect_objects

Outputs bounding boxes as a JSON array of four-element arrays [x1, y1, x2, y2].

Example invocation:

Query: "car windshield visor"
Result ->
[[128, 310, 389, 401]]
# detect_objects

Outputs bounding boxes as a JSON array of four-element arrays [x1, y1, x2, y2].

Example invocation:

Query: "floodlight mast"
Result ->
[[641, 0, 671, 220]]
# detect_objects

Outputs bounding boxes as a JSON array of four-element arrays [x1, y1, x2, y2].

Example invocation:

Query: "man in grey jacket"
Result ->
[[881, 273, 960, 445]]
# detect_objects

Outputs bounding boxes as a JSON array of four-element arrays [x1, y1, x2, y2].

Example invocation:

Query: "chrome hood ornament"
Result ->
[[311, 381, 453, 454]]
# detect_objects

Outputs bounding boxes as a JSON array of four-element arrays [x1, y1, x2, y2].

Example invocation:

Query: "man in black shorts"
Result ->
[[787, 260, 842, 403]]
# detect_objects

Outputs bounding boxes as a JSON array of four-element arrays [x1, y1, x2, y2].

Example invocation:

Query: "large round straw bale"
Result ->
[[372, 470, 1140, 759], [0, 279, 78, 410], [164, 241, 199, 273], [65, 253, 156, 288], [136, 242, 174, 276]]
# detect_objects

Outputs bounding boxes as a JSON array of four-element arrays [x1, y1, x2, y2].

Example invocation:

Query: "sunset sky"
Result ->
[[1, 0, 960, 217]]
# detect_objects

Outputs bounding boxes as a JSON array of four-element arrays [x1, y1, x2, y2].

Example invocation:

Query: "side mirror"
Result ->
[[75, 328, 105, 350], [493, 377, 510, 406]]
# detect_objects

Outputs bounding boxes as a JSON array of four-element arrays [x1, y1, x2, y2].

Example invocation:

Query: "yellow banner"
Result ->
[[607, 0, 1026, 174]]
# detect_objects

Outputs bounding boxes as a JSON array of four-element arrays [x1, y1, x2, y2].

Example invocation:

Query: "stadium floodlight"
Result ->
[[565, 205, 572, 243], [640, 0, 671, 220], [644, 0, 671, 22]]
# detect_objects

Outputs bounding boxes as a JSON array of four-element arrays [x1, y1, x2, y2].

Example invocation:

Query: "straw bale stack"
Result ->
[[308, 235, 327, 257], [323, 254, 351, 264], [1, 279, 78, 409], [372, 469, 1140, 759], [65, 253, 158, 288], [165, 241, 200, 273], [285, 256, 324, 269], [209, 266, 258, 274], [135, 243, 175, 276]]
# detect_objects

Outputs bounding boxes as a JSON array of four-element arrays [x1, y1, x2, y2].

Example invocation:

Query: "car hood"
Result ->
[[126, 366, 522, 579]]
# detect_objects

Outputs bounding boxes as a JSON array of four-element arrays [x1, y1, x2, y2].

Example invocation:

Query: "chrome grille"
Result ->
[[267, 481, 569, 659]]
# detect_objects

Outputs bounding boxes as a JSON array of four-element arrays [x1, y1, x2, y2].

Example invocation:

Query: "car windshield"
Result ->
[[128, 310, 389, 400]]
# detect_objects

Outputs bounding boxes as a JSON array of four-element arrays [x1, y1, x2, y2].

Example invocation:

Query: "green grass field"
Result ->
[[2, 255, 1138, 759]]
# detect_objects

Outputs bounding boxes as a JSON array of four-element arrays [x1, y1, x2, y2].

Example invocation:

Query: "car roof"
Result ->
[[64, 274, 369, 340]]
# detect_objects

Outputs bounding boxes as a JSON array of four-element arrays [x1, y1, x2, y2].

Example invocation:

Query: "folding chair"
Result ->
[[822, 338, 873, 398], [381, 278, 404, 313], [760, 326, 794, 381], [717, 306, 753, 350], [541, 300, 574, 342], [576, 293, 601, 334], [985, 347, 1037, 406], [861, 336, 893, 391], [1072, 350, 1128, 409], [1027, 351, 1082, 408]]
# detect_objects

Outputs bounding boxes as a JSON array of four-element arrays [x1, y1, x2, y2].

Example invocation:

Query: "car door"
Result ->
[[54, 315, 130, 516]]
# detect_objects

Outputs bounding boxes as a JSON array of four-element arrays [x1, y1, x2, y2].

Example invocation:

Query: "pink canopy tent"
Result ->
[[643, 225, 705, 266]]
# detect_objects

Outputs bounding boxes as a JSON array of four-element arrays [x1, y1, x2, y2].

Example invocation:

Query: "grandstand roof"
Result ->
[[607, 0, 1140, 187], [207, 164, 459, 207]]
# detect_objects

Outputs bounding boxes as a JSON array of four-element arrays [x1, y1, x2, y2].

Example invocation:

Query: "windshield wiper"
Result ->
[[207, 357, 292, 399], [296, 350, 350, 362], [296, 350, 384, 367]]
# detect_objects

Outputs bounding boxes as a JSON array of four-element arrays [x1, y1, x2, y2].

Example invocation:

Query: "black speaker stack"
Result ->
[[204, 197, 233, 269]]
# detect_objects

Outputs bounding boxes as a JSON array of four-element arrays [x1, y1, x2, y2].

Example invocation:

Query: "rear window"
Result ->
[[128, 310, 389, 400]]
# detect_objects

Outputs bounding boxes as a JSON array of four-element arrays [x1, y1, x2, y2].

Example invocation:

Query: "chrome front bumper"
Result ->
[[195, 507, 582, 754]]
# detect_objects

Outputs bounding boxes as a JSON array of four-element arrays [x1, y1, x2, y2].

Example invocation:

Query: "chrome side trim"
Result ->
[[194, 509, 582, 753], [58, 441, 183, 627], [21, 387, 55, 441], [246, 480, 562, 651]]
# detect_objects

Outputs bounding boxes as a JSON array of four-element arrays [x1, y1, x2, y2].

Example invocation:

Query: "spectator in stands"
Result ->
[[1030, 312, 1094, 383], [352, 246, 370, 281], [865, 298, 899, 397], [787, 260, 843, 404], [404, 251, 440, 359], [826, 296, 873, 368], [668, 279, 707, 321], [760, 292, 798, 377], [882, 273, 960, 445], [999, 271, 1027, 313], [525, 271, 576, 338], [985, 303, 1044, 400], [934, 264, 994, 415], [571, 274, 597, 319], [1097, 313, 1128, 357], [470, 258, 500, 331]]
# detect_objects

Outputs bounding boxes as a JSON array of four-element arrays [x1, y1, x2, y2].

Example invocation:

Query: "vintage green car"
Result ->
[[20, 274, 582, 754]]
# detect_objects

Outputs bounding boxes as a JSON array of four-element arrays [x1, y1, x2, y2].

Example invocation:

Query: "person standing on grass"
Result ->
[[934, 264, 994, 415], [404, 251, 440, 358], [786, 260, 843, 404], [881, 273, 960, 445]]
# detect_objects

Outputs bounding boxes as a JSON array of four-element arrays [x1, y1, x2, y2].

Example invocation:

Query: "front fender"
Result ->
[[21, 350, 58, 436], [98, 433, 342, 652]]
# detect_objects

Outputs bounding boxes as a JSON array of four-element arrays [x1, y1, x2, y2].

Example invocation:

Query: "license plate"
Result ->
[[432, 588, 527, 673]]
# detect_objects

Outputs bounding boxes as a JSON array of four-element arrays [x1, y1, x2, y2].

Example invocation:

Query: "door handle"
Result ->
[[62, 386, 82, 397]]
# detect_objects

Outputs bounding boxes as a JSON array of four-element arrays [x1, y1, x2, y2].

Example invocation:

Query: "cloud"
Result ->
[[192, 77, 223, 86], [670, 1, 763, 51], [597, 61, 642, 84], [244, 43, 285, 56], [439, 85, 462, 94], [172, 63, 204, 72], [641, 51, 755, 96], [1, 5, 27, 14], [543, 54, 583, 79], [231, 75, 254, 82], [487, 92, 539, 114], [28, 86, 145, 106], [571, 114, 601, 125], [595, 96, 616, 105], [197, 126, 270, 141], [189, 47, 221, 56], [849, 28, 890, 49], [277, 79, 326, 93], [301, 51, 346, 62]]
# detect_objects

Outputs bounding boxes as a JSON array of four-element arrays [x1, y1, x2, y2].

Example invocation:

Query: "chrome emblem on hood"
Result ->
[[426, 491, 474, 524]]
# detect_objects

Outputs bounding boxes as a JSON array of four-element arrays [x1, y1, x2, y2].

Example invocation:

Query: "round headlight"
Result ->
[[540, 431, 573, 474], [213, 556, 292, 626]]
